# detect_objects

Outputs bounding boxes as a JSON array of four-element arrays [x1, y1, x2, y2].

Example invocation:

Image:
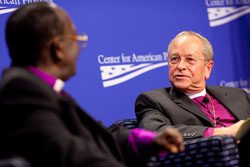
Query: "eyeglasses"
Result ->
[[168, 55, 206, 66], [61, 33, 88, 48]]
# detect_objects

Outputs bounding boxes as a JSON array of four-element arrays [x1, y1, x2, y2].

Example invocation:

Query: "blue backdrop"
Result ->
[[1, 0, 250, 126]]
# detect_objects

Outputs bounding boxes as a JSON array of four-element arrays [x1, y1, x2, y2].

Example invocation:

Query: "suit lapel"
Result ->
[[169, 87, 213, 126], [207, 86, 248, 120], [2, 68, 125, 161], [61, 93, 124, 162]]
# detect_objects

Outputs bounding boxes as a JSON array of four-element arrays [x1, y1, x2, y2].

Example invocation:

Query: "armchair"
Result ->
[[0, 157, 30, 167], [110, 119, 239, 167]]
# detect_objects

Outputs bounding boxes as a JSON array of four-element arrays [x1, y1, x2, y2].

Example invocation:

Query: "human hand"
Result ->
[[213, 120, 245, 137], [152, 127, 184, 154]]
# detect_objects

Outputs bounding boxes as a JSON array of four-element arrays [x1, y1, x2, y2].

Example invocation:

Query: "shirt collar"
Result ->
[[185, 88, 206, 99], [27, 66, 65, 93]]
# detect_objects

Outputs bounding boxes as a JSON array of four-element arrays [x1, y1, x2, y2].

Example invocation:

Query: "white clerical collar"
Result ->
[[185, 89, 206, 99], [53, 79, 65, 93]]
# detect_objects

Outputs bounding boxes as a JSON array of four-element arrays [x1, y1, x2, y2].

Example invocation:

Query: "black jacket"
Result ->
[[0, 67, 139, 167], [135, 86, 250, 140]]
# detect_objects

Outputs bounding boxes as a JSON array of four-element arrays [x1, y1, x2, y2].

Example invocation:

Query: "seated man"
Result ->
[[135, 31, 250, 166], [0, 2, 184, 167]]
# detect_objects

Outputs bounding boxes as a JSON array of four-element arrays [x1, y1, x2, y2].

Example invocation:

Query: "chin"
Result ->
[[173, 83, 190, 90], [62, 72, 76, 81], [173, 80, 190, 86]]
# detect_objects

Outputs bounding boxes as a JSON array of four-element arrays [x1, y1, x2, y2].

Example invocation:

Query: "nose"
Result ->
[[176, 58, 187, 70]]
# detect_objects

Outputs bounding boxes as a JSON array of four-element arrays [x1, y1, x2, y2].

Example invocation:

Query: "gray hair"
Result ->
[[167, 31, 214, 61]]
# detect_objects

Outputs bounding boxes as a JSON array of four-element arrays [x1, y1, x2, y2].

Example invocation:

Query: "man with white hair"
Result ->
[[135, 31, 250, 166]]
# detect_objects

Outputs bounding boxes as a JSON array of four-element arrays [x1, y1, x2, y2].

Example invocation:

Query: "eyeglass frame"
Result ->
[[60, 33, 88, 48], [168, 55, 209, 66]]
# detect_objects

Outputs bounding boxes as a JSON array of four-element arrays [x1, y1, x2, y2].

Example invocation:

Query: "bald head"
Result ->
[[168, 31, 214, 62], [5, 2, 67, 66]]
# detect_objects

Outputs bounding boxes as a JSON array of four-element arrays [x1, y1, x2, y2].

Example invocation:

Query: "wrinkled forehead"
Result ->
[[172, 35, 202, 47], [169, 35, 203, 56]]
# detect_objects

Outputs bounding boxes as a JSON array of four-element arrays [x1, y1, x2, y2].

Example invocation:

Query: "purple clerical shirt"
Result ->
[[27, 66, 160, 156], [192, 94, 236, 137]]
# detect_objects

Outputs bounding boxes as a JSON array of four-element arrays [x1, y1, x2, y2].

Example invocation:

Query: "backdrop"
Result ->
[[1, 0, 250, 126]]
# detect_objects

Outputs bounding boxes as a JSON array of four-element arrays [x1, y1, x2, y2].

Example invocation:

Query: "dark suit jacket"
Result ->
[[135, 86, 250, 140], [0, 67, 139, 167]]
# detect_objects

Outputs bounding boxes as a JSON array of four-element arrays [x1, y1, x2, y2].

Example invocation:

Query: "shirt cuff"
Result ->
[[128, 128, 168, 157], [203, 127, 214, 137], [128, 128, 156, 154]]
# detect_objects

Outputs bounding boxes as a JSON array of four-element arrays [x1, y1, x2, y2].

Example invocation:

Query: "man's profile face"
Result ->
[[57, 9, 80, 80], [168, 35, 213, 93]]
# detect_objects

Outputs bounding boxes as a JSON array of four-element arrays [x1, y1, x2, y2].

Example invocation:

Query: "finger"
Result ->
[[162, 128, 184, 152], [159, 133, 183, 153], [163, 128, 183, 146], [157, 135, 179, 153], [166, 137, 184, 153]]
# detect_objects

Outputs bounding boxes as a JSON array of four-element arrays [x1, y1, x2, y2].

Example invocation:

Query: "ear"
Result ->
[[205, 60, 214, 80], [50, 37, 65, 62]]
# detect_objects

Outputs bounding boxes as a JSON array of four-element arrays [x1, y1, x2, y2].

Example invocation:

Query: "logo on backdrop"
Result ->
[[0, 0, 54, 15], [98, 52, 168, 88], [220, 78, 250, 94], [205, 0, 250, 27]]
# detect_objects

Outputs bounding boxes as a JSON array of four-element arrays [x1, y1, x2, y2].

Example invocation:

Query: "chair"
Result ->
[[0, 157, 30, 167], [110, 119, 240, 167]]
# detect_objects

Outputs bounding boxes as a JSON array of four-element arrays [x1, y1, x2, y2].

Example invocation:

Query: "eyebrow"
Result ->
[[169, 54, 197, 57]]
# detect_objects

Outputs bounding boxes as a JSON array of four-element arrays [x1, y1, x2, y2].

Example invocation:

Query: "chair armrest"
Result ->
[[110, 119, 138, 129], [148, 135, 239, 167], [110, 119, 239, 167], [0, 157, 30, 167]]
